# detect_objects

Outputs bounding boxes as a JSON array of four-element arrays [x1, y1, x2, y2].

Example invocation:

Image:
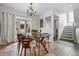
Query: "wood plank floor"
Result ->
[[0, 40, 79, 56]]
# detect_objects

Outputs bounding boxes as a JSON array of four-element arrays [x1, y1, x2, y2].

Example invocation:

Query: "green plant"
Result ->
[[32, 29, 38, 32]]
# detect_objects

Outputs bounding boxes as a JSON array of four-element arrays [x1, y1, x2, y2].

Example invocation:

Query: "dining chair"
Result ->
[[20, 36, 36, 56]]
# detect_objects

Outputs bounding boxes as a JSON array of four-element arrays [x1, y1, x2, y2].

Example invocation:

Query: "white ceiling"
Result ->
[[0, 3, 79, 15]]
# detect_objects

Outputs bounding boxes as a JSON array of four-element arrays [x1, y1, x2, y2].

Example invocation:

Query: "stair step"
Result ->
[[62, 36, 72, 38], [65, 27, 73, 28], [64, 29, 73, 30], [60, 37, 72, 40], [62, 32, 72, 34], [65, 26, 73, 28], [65, 25, 72, 27], [61, 35, 72, 37], [64, 30, 72, 32], [63, 31, 72, 33], [64, 28, 73, 29], [61, 36, 72, 38], [63, 32, 72, 34], [62, 35, 72, 37], [64, 27, 73, 29], [64, 26, 73, 28], [64, 28, 72, 29], [61, 34, 72, 36], [64, 28, 73, 30], [60, 38, 74, 43]]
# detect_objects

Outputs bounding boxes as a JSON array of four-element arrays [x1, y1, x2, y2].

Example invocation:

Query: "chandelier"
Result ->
[[26, 3, 37, 17]]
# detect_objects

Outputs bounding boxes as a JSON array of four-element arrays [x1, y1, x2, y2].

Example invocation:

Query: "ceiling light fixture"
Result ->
[[26, 3, 37, 17]]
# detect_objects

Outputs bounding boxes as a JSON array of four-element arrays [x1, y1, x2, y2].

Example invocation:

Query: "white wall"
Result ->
[[40, 10, 53, 18], [45, 16, 53, 35], [74, 9, 79, 27], [76, 28, 79, 44], [69, 11, 74, 25], [58, 13, 67, 39], [74, 8, 79, 44], [40, 10, 54, 42], [67, 11, 74, 26]]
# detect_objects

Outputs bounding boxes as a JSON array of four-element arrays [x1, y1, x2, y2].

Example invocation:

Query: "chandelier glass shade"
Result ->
[[26, 3, 37, 17]]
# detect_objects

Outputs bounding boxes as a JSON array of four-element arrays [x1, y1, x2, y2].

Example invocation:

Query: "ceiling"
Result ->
[[0, 3, 79, 16]]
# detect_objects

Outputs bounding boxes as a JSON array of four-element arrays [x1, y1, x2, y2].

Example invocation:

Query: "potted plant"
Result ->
[[32, 29, 38, 36]]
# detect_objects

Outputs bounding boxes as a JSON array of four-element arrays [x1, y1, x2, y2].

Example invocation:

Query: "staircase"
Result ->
[[60, 26, 74, 43]]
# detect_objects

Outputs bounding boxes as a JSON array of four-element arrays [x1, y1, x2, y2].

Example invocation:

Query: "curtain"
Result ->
[[0, 11, 16, 45]]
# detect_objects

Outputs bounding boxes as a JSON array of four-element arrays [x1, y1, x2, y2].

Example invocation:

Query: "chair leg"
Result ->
[[18, 43, 20, 54], [44, 41, 46, 48], [24, 48, 26, 56], [36, 41, 38, 47], [47, 37, 50, 48], [33, 47, 36, 56], [29, 48, 32, 56], [47, 41, 50, 48], [20, 47, 23, 56], [38, 42, 40, 56]]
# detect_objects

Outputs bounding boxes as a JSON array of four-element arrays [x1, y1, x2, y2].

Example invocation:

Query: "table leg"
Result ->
[[40, 37, 48, 53], [47, 36, 50, 48], [38, 39, 40, 56], [41, 41, 48, 53], [37, 37, 48, 56]]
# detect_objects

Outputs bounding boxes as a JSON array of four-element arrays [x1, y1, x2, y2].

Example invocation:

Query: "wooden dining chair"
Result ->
[[20, 36, 36, 56]]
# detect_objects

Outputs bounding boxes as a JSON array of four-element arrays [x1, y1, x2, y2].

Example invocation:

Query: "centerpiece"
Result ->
[[32, 29, 38, 36]]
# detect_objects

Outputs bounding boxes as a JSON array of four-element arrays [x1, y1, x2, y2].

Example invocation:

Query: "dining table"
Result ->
[[22, 32, 51, 56]]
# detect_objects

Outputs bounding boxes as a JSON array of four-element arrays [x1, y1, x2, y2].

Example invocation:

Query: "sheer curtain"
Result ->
[[0, 11, 16, 45]]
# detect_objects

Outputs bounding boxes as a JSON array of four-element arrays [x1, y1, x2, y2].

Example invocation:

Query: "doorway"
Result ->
[[16, 19, 26, 34], [15, 19, 30, 41], [53, 15, 59, 41]]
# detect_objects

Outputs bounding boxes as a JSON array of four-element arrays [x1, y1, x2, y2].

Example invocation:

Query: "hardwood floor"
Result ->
[[0, 40, 79, 56], [52, 40, 79, 56]]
